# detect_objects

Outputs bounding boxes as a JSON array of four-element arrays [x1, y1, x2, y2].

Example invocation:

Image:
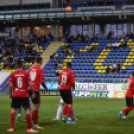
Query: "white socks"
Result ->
[[72, 109, 76, 119], [56, 105, 62, 120]]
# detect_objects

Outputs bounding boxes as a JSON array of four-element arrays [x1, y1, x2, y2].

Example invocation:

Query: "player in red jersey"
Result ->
[[118, 71, 134, 120], [58, 62, 75, 124], [7, 59, 37, 133], [28, 57, 48, 129]]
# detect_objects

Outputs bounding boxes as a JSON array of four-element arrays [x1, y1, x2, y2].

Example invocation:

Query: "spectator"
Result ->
[[81, 33, 84, 43], [107, 31, 112, 39], [106, 66, 111, 73], [7, 56, 13, 63], [116, 63, 121, 72], [24, 52, 32, 63], [55, 59, 60, 69], [112, 31, 114, 37], [74, 49, 79, 56], [26, 45, 32, 54], [112, 63, 117, 72], [107, 42, 112, 48], [69, 49, 73, 56], [126, 32, 130, 39], [32, 45, 37, 56], [130, 32, 133, 39], [6, 59, 11, 70], [115, 42, 120, 49], [85, 34, 89, 43], [58, 61, 63, 69], [65, 31, 69, 40], [48, 33, 53, 41]]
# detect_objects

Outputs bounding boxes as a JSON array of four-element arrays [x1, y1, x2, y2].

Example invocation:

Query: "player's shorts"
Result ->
[[28, 90, 40, 104], [59, 89, 72, 104], [11, 97, 30, 109], [59, 92, 74, 104], [126, 97, 133, 107]]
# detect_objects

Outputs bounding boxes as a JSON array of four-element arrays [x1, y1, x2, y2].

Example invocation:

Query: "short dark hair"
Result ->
[[36, 56, 43, 64], [16, 59, 23, 68], [132, 71, 134, 77], [67, 62, 72, 68]]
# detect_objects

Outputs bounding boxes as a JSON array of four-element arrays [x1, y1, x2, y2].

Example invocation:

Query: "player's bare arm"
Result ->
[[28, 81, 36, 99], [9, 82, 13, 98], [1, 82, 9, 90]]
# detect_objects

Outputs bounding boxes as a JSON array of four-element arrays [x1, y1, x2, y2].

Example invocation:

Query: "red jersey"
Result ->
[[9, 70, 31, 97], [126, 77, 134, 97], [58, 69, 75, 90], [28, 65, 44, 92]]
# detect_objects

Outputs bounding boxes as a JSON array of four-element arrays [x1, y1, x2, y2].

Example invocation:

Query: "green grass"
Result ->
[[0, 95, 134, 134]]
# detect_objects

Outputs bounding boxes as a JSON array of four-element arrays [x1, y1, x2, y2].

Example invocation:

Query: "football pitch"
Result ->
[[0, 95, 134, 134]]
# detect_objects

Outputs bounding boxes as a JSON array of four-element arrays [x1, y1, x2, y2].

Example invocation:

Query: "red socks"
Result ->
[[63, 105, 73, 118], [32, 110, 38, 125], [63, 105, 68, 116], [10, 113, 15, 129], [26, 114, 32, 129], [68, 106, 72, 118], [122, 107, 133, 115]]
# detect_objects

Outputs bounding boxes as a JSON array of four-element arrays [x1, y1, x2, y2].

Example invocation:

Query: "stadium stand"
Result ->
[[44, 37, 134, 84], [0, 37, 50, 71]]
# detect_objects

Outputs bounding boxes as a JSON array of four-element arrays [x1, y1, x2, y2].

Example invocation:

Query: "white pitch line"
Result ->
[[0, 108, 122, 125]]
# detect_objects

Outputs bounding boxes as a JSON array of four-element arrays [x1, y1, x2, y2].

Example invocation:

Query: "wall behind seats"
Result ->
[[22, 0, 52, 4], [0, 0, 19, 5]]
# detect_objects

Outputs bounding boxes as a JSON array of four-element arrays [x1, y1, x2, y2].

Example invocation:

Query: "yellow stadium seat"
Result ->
[[89, 46, 92, 49], [107, 49, 110, 52], [39, 46, 43, 50], [132, 49, 134, 52], [103, 66, 107, 69], [85, 46, 88, 49], [127, 56, 131, 58], [100, 66, 104, 70], [0, 62, 4, 65], [63, 63, 66, 66], [25, 63, 28, 65], [98, 70, 101, 73], [128, 63, 132, 66], [132, 56, 134, 59], [94, 63, 97, 66], [103, 49, 107, 52], [79, 49, 83, 52], [95, 43, 99, 46], [36, 50, 39, 52], [83, 49, 87, 52], [63, 66, 66, 70], [101, 52, 105, 55], [120, 39, 124, 43], [121, 66, 126, 70], [65, 43, 68, 46], [25, 44, 27, 47], [131, 42, 134, 46], [130, 59, 134, 62], [67, 56, 70, 58], [128, 39, 132, 43], [129, 52, 133, 56], [29, 63, 32, 65], [126, 59, 129, 62], [98, 63, 102, 66], [129, 46, 133, 49], [8, 69, 12, 72], [39, 50, 43, 53], [96, 66, 100, 70], [98, 56, 102, 59], [102, 70, 106, 73], [91, 43, 95, 46], [102, 56, 106, 59], [124, 63, 127, 66], [62, 43, 64, 46], [105, 52, 108, 55], [64, 59, 68, 62], [96, 59, 100, 63], [68, 59, 72, 62], [100, 59, 104, 62]]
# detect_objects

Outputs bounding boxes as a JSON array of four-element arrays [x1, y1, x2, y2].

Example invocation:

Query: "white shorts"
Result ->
[[59, 91, 74, 104]]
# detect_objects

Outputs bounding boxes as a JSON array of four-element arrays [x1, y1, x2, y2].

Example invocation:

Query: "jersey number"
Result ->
[[17, 77, 23, 88], [30, 71, 36, 81], [61, 74, 67, 84]]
